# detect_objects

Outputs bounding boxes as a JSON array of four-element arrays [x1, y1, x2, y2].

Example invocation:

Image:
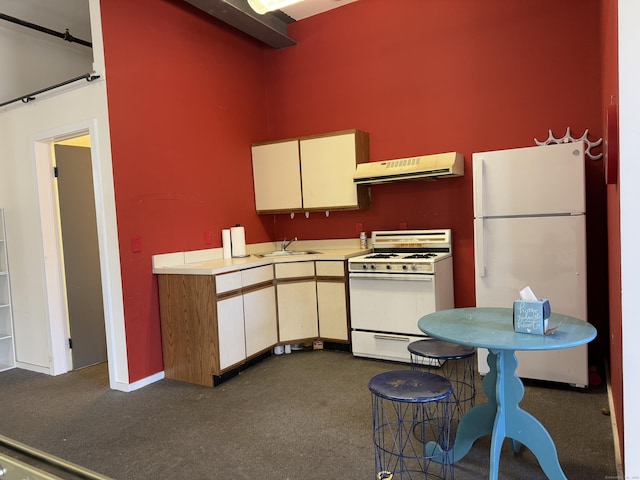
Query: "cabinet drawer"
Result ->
[[242, 265, 273, 287], [315, 261, 345, 277], [215, 271, 242, 294], [275, 262, 315, 279], [352, 331, 427, 364]]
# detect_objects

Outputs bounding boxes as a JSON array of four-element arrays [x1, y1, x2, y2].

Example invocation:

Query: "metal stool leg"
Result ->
[[370, 370, 454, 479]]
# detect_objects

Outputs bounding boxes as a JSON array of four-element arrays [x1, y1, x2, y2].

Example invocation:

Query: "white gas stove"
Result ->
[[349, 229, 452, 275], [348, 229, 455, 364]]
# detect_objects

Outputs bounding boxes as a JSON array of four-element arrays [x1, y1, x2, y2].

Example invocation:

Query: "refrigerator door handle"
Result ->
[[473, 158, 484, 217], [474, 218, 486, 278]]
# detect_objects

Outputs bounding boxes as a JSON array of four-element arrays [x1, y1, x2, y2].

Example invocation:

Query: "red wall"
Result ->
[[264, 0, 608, 350], [100, 0, 608, 383], [100, 0, 273, 381]]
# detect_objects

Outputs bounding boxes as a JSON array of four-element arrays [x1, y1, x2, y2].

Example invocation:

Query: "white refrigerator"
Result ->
[[473, 142, 589, 387]]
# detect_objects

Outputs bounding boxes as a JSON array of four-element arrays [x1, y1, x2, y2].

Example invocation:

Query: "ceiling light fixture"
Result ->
[[247, 0, 304, 15]]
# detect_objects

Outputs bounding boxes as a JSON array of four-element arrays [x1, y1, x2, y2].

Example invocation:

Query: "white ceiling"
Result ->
[[0, 0, 357, 39]]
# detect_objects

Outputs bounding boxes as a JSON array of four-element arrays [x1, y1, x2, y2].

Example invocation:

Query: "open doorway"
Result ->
[[35, 131, 108, 373], [53, 139, 107, 369], [32, 120, 130, 390]]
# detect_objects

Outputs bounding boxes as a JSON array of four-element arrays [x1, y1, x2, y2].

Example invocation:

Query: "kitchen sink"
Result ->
[[255, 250, 321, 258]]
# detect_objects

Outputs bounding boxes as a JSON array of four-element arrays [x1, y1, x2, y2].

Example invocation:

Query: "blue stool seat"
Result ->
[[369, 370, 454, 479], [408, 339, 477, 433], [368, 370, 452, 402], [408, 339, 476, 361]]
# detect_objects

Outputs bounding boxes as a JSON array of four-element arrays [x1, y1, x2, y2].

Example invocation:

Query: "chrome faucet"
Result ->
[[281, 236, 297, 251]]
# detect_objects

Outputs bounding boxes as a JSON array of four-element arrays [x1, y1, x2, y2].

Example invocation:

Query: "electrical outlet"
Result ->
[[131, 235, 142, 253]]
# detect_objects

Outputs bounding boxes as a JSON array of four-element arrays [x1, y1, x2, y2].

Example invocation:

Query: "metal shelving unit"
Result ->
[[0, 209, 16, 372]]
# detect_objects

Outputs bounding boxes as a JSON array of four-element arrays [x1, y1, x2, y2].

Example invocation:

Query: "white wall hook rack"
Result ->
[[534, 127, 602, 160]]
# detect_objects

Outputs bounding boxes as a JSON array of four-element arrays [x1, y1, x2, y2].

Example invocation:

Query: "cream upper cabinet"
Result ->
[[251, 140, 302, 212], [300, 132, 364, 210], [252, 129, 370, 214]]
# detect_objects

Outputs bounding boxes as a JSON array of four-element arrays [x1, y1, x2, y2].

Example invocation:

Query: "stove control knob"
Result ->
[[370, 264, 376, 270], [386, 265, 392, 270], [411, 265, 418, 271], [402, 265, 408, 270], [362, 264, 367, 270]]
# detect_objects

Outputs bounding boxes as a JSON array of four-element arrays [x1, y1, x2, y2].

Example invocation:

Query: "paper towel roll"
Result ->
[[222, 229, 232, 259], [230, 225, 247, 257]]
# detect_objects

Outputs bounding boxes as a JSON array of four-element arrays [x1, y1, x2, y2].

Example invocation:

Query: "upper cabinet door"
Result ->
[[300, 131, 361, 210], [252, 140, 302, 213], [252, 130, 370, 214]]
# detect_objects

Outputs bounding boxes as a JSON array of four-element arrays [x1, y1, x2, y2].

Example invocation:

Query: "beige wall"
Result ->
[[619, 1, 640, 475], [0, 0, 133, 391]]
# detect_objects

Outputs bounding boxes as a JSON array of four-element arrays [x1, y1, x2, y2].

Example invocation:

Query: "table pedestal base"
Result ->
[[427, 349, 567, 480]]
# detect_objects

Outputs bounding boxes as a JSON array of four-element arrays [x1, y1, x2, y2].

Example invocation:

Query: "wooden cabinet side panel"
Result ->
[[354, 130, 371, 210], [158, 275, 218, 386]]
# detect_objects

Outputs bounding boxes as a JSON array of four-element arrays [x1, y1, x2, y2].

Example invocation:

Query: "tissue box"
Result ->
[[513, 299, 552, 335]]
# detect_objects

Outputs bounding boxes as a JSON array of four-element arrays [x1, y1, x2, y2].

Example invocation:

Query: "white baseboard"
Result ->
[[605, 358, 624, 478], [110, 370, 165, 392], [14, 361, 52, 375]]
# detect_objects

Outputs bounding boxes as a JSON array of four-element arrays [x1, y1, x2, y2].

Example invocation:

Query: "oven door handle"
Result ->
[[349, 272, 434, 281], [373, 334, 411, 342]]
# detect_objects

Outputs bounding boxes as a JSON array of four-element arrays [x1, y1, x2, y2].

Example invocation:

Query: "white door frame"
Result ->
[[33, 118, 130, 390]]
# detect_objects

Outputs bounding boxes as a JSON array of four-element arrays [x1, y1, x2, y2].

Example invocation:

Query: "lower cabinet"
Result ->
[[317, 282, 349, 340], [158, 264, 277, 387], [157, 259, 351, 387], [216, 282, 278, 370], [275, 260, 350, 344], [275, 262, 318, 342], [244, 286, 278, 357], [216, 294, 245, 371], [316, 261, 349, 342]]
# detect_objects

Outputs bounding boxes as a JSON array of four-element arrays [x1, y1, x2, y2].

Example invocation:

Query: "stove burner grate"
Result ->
[[403, 253, 437, 259], [365, 253, 399, 259]]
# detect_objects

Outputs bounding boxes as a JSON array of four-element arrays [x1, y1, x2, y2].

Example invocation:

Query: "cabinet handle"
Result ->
[[373, 334, 410, 342]]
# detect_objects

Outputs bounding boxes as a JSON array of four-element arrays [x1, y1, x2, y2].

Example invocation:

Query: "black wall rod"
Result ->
[[0, 73, 101, 108], [0, 12, 92, 48]]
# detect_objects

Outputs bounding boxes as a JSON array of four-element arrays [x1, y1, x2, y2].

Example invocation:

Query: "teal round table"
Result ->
[[418, 307, 597, 480]]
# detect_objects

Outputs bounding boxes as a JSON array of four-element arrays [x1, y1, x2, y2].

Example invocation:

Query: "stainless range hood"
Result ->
[[353, 152, 464, 185]]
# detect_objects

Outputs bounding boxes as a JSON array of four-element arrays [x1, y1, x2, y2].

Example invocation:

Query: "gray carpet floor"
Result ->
[[0, 349, 617, 479]]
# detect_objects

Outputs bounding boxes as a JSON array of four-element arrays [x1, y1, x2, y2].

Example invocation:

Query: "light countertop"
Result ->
[[152, 239, 370, 276]]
